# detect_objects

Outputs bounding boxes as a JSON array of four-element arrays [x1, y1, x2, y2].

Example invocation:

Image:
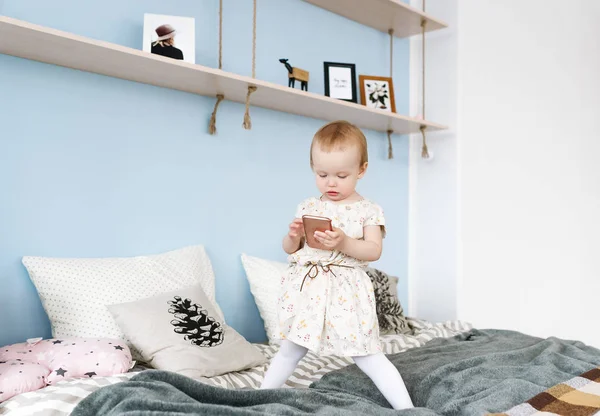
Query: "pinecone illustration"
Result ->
[[167, 296, 224, 347]]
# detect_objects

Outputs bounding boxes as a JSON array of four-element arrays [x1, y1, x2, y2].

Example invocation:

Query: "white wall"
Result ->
[[457, 0, 600, 348], [408, 0, 458, 322], [411, 0, 600, 348]]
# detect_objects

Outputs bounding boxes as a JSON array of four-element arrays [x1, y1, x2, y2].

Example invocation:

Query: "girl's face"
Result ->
[[311, 144, 367, 202]]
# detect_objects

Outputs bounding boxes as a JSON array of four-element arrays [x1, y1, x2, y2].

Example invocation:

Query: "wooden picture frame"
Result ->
[[323, 62, 357, 103], [359, 75, 396, 113]]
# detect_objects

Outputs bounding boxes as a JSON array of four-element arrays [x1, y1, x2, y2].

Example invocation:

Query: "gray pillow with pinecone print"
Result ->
[[365, 267, 413, 335], [107, 284, 266, 378]]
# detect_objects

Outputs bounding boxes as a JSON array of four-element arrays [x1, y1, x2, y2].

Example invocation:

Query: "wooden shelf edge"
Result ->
[[0, 15, 447, 135], [390, 0, 449, 31], [302, 0, 448, 38]]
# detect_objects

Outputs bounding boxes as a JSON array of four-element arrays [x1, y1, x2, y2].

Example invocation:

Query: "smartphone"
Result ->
[[302, 215, 333, 250]]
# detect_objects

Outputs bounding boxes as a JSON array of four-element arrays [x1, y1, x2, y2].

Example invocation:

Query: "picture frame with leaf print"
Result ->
[[359, 75, 396, 113]]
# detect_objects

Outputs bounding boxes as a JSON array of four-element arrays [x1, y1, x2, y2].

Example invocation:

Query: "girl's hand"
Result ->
[[288, 218, 305, 240], [314, 227, 347, 250]]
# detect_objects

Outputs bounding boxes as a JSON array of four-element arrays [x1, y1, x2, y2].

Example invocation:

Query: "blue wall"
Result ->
[[0, 0, 410, 347]]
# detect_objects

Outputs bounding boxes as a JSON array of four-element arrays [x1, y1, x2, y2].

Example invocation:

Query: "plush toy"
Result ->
[[0, 337, 133, 402]]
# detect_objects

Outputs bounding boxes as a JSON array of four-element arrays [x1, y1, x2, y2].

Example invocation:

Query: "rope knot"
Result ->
[[243, 85, 258, 130], [242, 0, 258, 130], [420, 125, 430, 159], [208, 94, 225, 135]]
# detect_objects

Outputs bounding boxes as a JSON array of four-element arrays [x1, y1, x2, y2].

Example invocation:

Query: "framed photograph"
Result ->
[[143, 13, 195, 64], [323, 62, 357, 103], [359, 75, 396, 112]]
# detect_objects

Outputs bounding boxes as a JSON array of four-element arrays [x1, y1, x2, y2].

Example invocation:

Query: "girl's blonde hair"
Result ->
[[310, 120, 368, 168]]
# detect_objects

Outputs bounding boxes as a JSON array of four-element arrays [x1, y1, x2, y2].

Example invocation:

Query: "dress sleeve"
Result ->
[[294, 199, 310, 249], [294, 197, 313, 218], [364, 202, 386, 238], [295, 200, 306, 218]]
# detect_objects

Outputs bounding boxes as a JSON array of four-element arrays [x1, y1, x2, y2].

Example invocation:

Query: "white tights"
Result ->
[[259, 340, 414, 410]]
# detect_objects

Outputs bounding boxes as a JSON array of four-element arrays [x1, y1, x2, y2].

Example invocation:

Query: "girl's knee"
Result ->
[[352, 352, 386, 367], [279, 340, 308, 361]]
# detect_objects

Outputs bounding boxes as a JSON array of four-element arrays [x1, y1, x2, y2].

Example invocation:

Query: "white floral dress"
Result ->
[[277, 196, 386, 357]]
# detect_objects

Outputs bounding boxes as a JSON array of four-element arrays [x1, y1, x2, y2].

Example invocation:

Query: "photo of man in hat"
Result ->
[[143, 14, 195, 64], [151, 23, 184, 60]]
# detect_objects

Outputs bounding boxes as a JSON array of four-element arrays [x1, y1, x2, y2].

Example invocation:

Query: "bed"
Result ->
[[2, 247, 600, 415], [0, 319, 471, 415], [4, 319, 600, 416]]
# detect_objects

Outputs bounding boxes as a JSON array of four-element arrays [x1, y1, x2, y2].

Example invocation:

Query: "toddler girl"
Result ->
[[259, 120, 414, 410]]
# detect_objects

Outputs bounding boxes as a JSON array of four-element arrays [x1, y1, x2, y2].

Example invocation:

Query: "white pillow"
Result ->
[[240, 253, 288, 345], [22, 245, 223, 347]]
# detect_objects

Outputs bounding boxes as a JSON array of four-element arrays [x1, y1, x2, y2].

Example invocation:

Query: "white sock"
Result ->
[[353, 353, 414, 409], [260, 340, 308, 389]]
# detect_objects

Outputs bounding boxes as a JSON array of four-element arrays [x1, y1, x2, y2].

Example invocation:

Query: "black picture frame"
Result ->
[[323, 62, 357, 103]]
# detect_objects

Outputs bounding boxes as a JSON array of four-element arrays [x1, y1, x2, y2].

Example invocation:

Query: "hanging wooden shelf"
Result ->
[[302, 0, 448, 38], [0, 16, 446, 135]]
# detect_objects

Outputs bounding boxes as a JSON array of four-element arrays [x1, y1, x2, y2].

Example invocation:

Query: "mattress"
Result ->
[[0, 319, 471, 416]]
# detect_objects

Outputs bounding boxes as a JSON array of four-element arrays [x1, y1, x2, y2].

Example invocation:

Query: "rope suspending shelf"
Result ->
[[209, 0, 259, 134], [242, 0, 258, 130], [386, 5, 431, 161], [208, 0, 225, 135], [387, 28, 395, 160], [419, 8, 431, 159]]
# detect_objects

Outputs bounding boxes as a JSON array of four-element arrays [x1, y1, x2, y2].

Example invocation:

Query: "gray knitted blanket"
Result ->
[[71, 329, 600, 415]]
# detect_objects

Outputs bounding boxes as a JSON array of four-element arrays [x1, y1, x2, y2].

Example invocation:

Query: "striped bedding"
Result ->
[[0, 319, 471, 416]]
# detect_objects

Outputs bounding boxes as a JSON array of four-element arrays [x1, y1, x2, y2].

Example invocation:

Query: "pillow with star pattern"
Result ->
[[0, 337, 133, 402]]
